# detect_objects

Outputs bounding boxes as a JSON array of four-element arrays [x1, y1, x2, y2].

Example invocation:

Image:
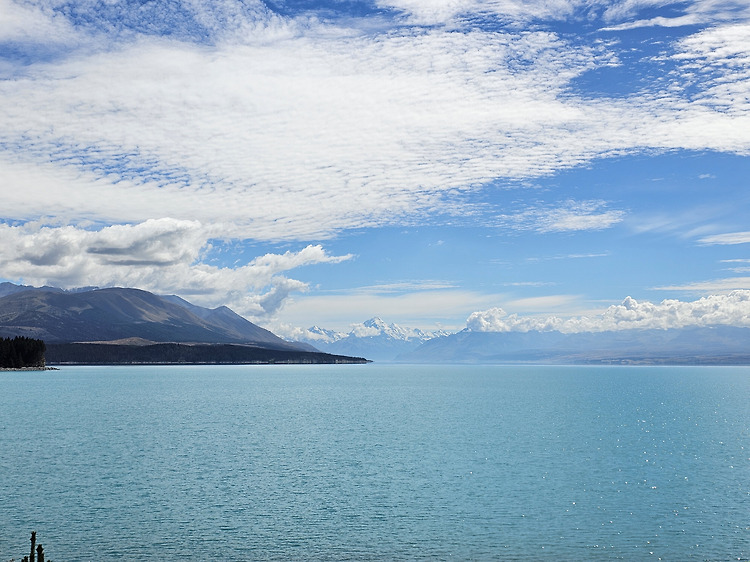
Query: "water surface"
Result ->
[[1, 364, 748, 560]]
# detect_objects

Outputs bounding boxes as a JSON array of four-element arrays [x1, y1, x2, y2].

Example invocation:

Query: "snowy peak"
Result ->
[[292, 318, 452, 361], [350, 317, 446, 342], [305, 325, 347, 342]]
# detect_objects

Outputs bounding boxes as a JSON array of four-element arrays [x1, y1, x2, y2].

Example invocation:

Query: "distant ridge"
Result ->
[[397, 326, 750, 365]]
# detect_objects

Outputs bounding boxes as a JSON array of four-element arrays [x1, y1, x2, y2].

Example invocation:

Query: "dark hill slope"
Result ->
[[45, 342, 367, 365], [0, 287, 299, 349]]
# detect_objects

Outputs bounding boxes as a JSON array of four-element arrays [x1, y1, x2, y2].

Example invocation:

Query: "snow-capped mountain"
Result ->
[[293, 317, 451, 361], [304, 325, 347, 342]]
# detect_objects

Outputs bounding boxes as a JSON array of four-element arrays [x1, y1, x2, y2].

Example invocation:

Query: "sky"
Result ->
[[1, 0, 750, 336]]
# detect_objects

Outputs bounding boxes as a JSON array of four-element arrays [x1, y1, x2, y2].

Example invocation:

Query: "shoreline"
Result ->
[[0, 366, 59, 371]]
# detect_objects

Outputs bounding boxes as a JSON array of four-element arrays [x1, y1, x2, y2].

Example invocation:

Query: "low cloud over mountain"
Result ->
[[291, 317, 450, 361], [396, 291, 750, 364], [466, 291, 750, 333]]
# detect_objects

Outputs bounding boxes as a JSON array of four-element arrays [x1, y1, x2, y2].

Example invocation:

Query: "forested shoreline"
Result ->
[[45, 342, 369, 365], [0, 337, 46, 369]]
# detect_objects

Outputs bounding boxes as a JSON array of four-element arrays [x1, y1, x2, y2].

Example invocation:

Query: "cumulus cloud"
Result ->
[[0, 219, 352, 319], [467, 290, 750, 332]]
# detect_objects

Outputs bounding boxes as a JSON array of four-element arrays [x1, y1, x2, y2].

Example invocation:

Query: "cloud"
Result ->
[[652, 277, 750, 292], [0, 0, 81, 45], [275, 287, 503, 333], [699, 231, 750, 245], [467, 290, 750, 332], [496, 200, 625, 232], [669, 23, 750, 114], [2, 0, 750, 329], [601, 14, 702, 31], [721, 259, 750, 273], [348, 281, 459, 294], [377, 0, 750, 28], [0, 0, 284, 46], [601, 0, 750, 30], [374, 0, 580, 25], [0, 27, 620, 238], [0, 219, 352, 319], [523, 252, 610, 263], [2, 6, 750, 243]]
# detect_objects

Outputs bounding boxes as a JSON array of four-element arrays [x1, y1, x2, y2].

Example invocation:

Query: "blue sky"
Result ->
[[1, 0, 749, 335]]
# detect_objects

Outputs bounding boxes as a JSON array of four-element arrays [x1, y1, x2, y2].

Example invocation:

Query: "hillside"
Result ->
[[0, 285, 301, 349]]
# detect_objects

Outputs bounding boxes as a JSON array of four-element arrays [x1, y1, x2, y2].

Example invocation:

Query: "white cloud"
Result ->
[[721, 259, 750, 273], [669, 23, 750, 114], [275, 287, 503, 333], [348, 281, 459, 294], [496, 200, 625, 232], [2, 1, 750, 332], [377, 0, 750, 28], [602, 0, 750, 30], [0, 219, 352, 319], [699, 231, 750, 245], [2, 11, 749, 243], [0, 0, 79, 44], [375, 0, 580, 25], [467, 290, 750, 332], [601, 14, 702, 31], [539, 203, 625, 232], [652, 277, 750, 292]]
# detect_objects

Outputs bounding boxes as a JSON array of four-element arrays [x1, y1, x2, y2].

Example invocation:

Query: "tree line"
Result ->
[[45, 342, 368, 365], [0, 337, 46, 369]]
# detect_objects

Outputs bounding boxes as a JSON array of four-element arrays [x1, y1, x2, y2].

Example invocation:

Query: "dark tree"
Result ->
[[0, 337, 46, 368]]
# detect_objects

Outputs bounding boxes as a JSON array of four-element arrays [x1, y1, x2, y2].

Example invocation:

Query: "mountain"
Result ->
[[294, 317, 451, 361], [0, 282, 98, 298], [0, 285, 301, 350], [397, 326, 750, 365], [0, 282, 64, 298]]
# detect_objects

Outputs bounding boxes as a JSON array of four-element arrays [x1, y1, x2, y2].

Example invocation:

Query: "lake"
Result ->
[[1, 364, 748, 560]]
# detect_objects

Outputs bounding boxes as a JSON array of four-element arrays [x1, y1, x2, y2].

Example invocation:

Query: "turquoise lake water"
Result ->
[[1, 364, 749, 560]]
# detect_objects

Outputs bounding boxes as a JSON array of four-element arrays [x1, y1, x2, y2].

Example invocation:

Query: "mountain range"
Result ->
[[397, 326, 750, 365], [293, 317, 451, 361], [2, 282, 749, 365]]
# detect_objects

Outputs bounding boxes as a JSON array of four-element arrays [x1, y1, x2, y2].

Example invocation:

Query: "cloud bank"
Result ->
[[1, 2, 749, 241], [0, 219, 352, 319], [466, 291, 750, 333]]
